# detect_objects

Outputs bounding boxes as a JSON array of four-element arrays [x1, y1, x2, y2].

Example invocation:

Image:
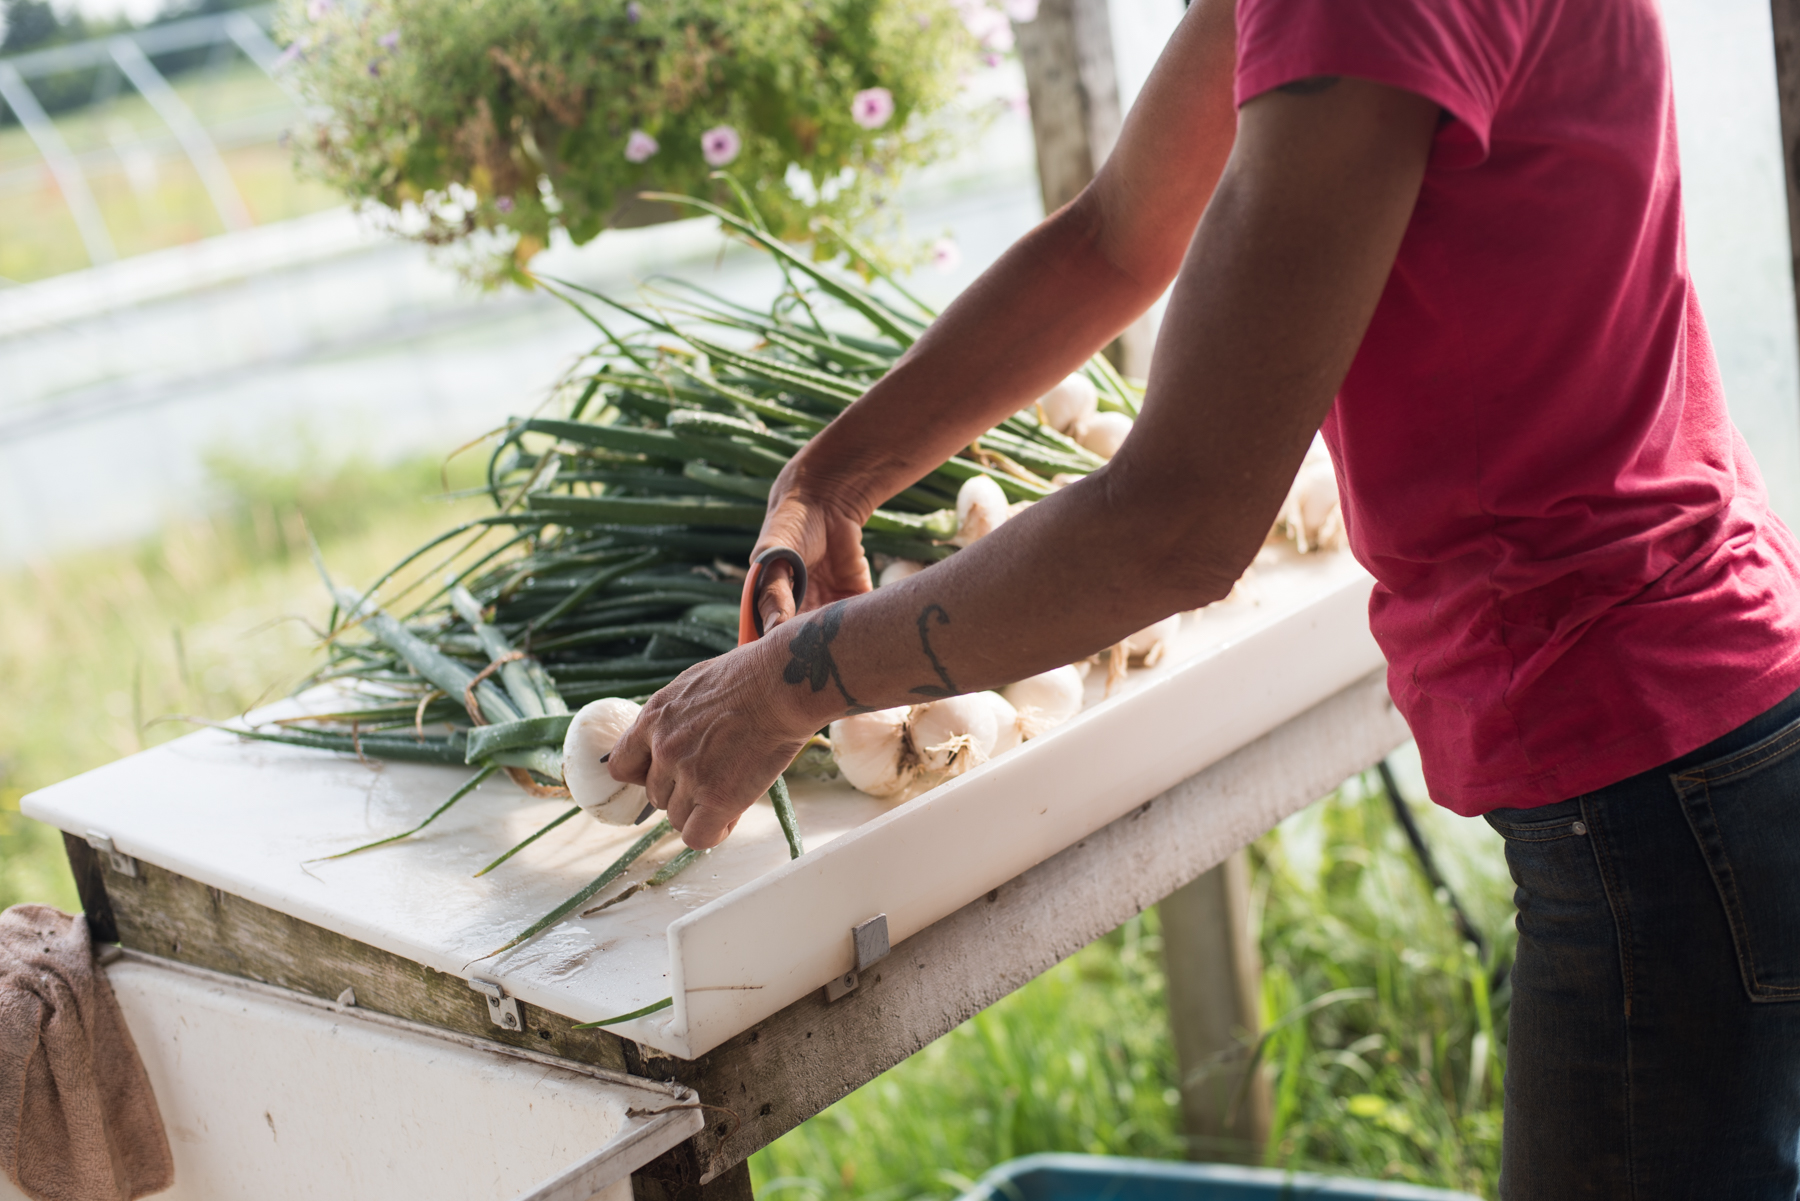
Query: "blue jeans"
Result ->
[[1485, 686, 1800, 1200]]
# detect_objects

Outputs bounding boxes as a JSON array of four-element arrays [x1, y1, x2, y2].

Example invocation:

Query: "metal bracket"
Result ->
[[825, 913, 891, 1002], [469, 977, 522, 1032], [84, 831, 137, 878]]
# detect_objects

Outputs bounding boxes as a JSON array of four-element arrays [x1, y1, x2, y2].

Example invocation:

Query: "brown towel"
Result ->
[[0, 906, 172, 1201]]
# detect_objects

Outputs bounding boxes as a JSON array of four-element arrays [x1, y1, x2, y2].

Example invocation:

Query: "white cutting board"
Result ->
[[25, 546, 1384, 1058]]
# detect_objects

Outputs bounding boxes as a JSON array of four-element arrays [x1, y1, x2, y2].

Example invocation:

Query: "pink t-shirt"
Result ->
[[1235, 0, 1800, 814]]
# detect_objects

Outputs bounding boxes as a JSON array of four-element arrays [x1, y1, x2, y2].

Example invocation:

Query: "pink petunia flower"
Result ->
[[701, 125, 741, 167], [625, 130, 660, 163], [964, 6, 1014, 53], [852, 87, 895, 130], [931, 237, 962, 273]]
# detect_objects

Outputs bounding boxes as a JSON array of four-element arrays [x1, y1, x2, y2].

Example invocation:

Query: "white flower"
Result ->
[[962, 6, 1014, 52], [1003, 0, 1038, 20], [852, 87, 895, 130], [625, 130, 659, 163], [931, 237, 962, 273], [701, 125, 741, 167]]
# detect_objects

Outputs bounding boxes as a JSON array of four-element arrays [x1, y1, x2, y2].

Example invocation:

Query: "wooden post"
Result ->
[[1014, 0, 1157, 376], [1772, 0, 1800, 319], [1158, 849, 1271, 1162], [1016, 1, 1265, 1157]]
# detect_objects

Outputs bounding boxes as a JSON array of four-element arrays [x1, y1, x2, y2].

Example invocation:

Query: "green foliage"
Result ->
[[751, 779, 1511, 1201], [1252, 776, 1510, 1195], [0, 449, 490, 915], [752, 915, 1183, 1201], [278, 0, 979, 282]]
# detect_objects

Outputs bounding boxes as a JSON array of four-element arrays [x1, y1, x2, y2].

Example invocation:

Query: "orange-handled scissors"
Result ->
[[737, 546, 808, 646]]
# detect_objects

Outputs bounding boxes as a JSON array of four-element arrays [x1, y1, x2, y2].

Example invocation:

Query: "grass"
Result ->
[[0, 455, 1514, 1199], [0, 60, 342, 283], [0, 447, 490, 912], [747, 778, 1511, 1201]]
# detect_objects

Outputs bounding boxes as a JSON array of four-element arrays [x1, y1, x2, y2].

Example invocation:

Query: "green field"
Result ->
[[0, 59, 342, 283], [0, 453, 1511, 1198]]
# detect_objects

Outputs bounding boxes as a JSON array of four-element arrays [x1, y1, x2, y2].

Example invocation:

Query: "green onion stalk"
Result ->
[[230, 193, 1139, 950]]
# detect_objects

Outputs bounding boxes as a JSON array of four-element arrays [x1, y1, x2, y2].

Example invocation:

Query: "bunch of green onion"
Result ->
[[227, 195, 1138, 978]]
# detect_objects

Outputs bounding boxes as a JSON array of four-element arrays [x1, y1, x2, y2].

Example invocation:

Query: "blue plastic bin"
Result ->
[[954, 1154, 1485, 1201]]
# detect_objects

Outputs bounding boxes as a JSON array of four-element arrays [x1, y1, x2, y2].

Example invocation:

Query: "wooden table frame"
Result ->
[[68, 670, 1404, 1201]]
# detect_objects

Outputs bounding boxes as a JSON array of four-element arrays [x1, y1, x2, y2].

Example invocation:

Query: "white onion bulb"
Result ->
[[954, 475, 1010, 546], [1277, 440, 1344, 553], [829, 706, 915, 797], [979, 691, 1023, 756], [1072, 411, 1133, 460], [879, 558, 926, 587], [562, 698, 651, 824], [1002, 665, 1085, 739], [908, 694, 1001, 776], [1124, 613, 1182, 666], [1034, 373, 1099, 434]]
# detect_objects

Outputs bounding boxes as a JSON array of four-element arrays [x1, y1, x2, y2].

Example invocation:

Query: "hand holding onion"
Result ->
[[603, 638, 822, 849]]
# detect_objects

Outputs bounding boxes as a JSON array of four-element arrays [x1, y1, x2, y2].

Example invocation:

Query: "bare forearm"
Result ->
[[759, 82, 1439, 730], [783, 0, 1241, 517], [786, 205, 1169, 519]]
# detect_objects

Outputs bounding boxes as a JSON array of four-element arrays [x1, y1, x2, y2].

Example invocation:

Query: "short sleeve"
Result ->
[[1233, 0, 1534, 170]]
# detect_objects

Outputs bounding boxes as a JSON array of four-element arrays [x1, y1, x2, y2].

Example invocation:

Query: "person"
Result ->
[[608, 0, 1800, 1193]]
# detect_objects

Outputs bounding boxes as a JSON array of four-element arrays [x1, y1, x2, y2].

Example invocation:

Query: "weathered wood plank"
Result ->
[[1014, 0, 1157, 376], [633, 672, 1406, 1182], [100, 857, 630, 1073], [1771, 0, 1800, 309], [1160, 850, 1271, 1160]]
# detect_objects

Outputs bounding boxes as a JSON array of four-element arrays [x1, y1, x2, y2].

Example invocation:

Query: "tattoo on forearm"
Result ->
[[910, 604, 960, 699], [783, 600, 866, 711], [1276, 74, 1340, 95]]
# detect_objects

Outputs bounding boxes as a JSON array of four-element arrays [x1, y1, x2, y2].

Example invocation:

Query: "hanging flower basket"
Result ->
[[277, 0, 990, 283]]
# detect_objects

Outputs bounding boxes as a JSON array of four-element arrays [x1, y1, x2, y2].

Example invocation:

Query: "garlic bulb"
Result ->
[[908, 694, 1001, 776], [979, 691, 1023, 756], [1002, 665, 1085, 739], [1277, 440, 1344, 553], [829, 706, 915, 797], [879, 558, 926, 587], [954, 475, 1010, 546], [1072, 411, 1133, 460], [1106, 613, 1183, 694], [1124, 613, 1182, 665], [1034, 373, 1099, 434], [562, 698, 651, 824]]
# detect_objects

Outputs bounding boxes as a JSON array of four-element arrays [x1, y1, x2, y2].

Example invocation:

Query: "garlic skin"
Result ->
[[1124, 613, 1182, 666], [879, 558, 926, 587], [908, 694, 1001, 776], [978, 691, 1023, 756], [1034, 373, 1099, 434], [1072, 411, 1133, 460], [1277, 440, 1344, 553], [829, 706, 915, 797], [954, 475, 1011, 546], [562, 698, 652, 824], [1106, 613, 1183, 694], [1002, 665, 1085, 739]]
